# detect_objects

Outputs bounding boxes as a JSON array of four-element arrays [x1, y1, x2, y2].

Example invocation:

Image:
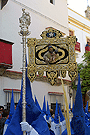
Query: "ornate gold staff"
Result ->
[[60, 72, 71, 135], [19, 9, 31, 135]]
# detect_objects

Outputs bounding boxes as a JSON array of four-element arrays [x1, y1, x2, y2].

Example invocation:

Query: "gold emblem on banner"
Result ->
[[27, 27, 78, 85]]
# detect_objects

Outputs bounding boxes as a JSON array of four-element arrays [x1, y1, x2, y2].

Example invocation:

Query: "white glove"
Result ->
[[43, 114, 46, 120], [46, 117, 51, 124], [55, 123, 61, 129], [20, 122, 33, 132]]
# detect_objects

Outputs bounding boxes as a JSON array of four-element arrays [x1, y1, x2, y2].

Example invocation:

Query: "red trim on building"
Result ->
[[0, 63, 12, 68], [5, 71, 71, 84], [3, 89, 21, 92], [6, 70, 22, 74], [48, 92, 63, 95]]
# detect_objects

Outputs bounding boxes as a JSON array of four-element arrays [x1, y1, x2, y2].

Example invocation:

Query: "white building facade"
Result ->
[[1, 0, 89, 111], [0, 0, 70, 111], [68, 7, 90, 63]]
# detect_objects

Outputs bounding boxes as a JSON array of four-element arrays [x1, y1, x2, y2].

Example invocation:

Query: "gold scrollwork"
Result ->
[[27, 38, 36, 47], [68, 63, 78, 81], [27, 64, 36, 82], [27, 27, 77, 85], [46, 71, 58, 85], [61, 70, 66, 78], [40, 27, 63, 39], [67, 36, 76, 45], [38, 71, 44, 78]]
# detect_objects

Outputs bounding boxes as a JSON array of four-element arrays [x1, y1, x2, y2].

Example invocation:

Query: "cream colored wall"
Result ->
[[68, 8, 90, 26], [0, 0, 70, 107], [31, 81, 69, 109], [0, 76, 21, 106], [68, 8, 90, 63], [16, 0, 69, 34], [0, 0, 69, 72]]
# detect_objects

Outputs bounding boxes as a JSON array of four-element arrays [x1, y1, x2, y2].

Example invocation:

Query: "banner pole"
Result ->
[[19, 9, 31, 135]]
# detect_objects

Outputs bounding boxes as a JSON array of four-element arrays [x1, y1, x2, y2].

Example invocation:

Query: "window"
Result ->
[[48, 92, 63, 114], [0, 0, 8, 10], [3, 89, 21, 110], [50, 0, 55, 5], [87, 37, 90, 46], [51, 103, 61, 114], [85, 37, 90, 51]]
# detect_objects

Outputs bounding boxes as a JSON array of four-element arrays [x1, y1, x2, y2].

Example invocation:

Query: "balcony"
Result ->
[[0, 39, 13, 75], [85, 46, 90, 52]]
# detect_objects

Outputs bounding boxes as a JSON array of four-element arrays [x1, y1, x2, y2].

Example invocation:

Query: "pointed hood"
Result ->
[[73, 74, 84, 116], [5, 57, 50, 135], [59, 106, 65, 122], [54, 100, 59, 124], [71, 73, 85, 135], [46, 101, 51, 120], [5, 89, 15, 125], [61, 123, 74, 135], [35, 95, 42, 112], [42, 96, 46, 115]]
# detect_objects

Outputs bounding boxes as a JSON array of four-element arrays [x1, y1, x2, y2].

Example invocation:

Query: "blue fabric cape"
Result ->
[[71, 74, 85, 135], [35, 95, 42, 112], [59, 106, 65, 122], [42, 96, 46, 115], [54, 100, 59, 124], [5, 60, 50, 135], [46, 101, 51, 120], [62, 74, 86, 135]]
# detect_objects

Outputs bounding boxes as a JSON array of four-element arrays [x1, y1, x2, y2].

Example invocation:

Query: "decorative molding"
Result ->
[[2, 70, 22, 79], [68, 22, 90, 34], [27, 28, 77, 85], [3, 89, 21, 92], [0, 68, 6, 76], [48, 92, 63, 95], [0, 69, 71, 85], [35, 75, 71, 86], [68, 7, 90, 21], [0, 63, 12, 69], [46, 27, 66, 37], [68, 16, 90, 34]]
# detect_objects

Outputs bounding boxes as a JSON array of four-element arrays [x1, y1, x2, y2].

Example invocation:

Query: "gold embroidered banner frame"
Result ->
[[27, 28, 77, 85]]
